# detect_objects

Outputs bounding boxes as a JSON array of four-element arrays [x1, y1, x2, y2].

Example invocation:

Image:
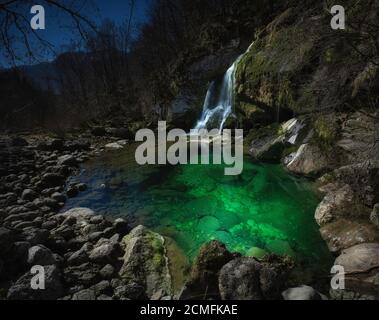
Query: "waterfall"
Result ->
[[194, 56, 242, 132]]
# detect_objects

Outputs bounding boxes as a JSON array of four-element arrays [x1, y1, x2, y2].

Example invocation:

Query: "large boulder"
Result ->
[[7, 265, 64, 300], [334, 243, 379, 275], [119, 226, 171, 300], [89, 238, 122, 265], [181, 241, 236, 300], [248, 119, 309, 163], [320, 219, 379, 253], [331, 161, 379, 207], [331, 243, 379, 297], [285, 143, 330, 176], [218, 255, 293, 300], [28, 245, 58, 266], [315, 184, 370, 226]]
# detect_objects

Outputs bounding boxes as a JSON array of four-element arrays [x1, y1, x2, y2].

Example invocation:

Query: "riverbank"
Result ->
[[0, 115, 378, 300]]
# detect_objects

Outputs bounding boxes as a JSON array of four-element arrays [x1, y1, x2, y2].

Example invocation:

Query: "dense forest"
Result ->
[[0, 0, 310, 132]]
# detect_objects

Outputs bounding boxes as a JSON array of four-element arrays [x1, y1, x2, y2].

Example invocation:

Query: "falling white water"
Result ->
[[194, 56, 242, 132]]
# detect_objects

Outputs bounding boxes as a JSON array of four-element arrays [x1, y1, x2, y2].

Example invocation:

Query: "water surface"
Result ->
[[64, 145, 332, 275]]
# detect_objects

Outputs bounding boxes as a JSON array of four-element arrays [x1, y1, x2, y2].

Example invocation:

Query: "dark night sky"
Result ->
[[1, 0, 152, 67], [43, 0, 152, 48]]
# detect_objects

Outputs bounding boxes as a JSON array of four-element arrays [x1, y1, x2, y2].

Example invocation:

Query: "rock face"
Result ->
[[285, 144, 330, 176], [218, 256, 293, 300], [282, 285, 324, 300], [250, 132, 285, 162], [337, 112, 379, 165], [248, 118, 310, 163], [181, 241, 236, 300], [119, 226, 172, 300]]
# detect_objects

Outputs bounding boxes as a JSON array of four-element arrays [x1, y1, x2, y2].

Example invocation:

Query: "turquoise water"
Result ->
[[64, 145, 332, 276]]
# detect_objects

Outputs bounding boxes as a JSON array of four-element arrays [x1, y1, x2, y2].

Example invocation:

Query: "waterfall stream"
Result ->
[[194, 56, 242, 132]]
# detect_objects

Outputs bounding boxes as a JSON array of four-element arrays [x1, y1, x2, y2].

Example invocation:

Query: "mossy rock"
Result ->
[[313, 114, 341, 150], [120, 225, 172, 299]]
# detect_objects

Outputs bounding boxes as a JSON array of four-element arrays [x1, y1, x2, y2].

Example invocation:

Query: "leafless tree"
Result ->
[[0, 0, 97, 65]]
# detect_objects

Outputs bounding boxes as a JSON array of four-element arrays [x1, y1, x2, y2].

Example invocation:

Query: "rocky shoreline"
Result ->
[[0, 115, 378, 300], [247, 112, 379, 299]]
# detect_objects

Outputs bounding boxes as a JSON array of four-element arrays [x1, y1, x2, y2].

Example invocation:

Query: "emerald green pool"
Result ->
[[64, 145, 332, 275]]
